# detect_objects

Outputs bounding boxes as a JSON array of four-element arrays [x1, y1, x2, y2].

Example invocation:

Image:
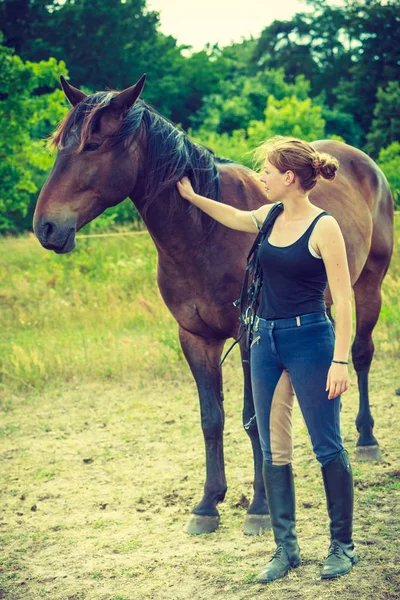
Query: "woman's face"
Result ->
[[260, 159, 293, 201]]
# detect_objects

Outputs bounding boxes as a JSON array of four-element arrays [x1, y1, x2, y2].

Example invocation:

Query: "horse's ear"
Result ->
[[110, 74, 147, 113], [60, 76, 87, 106]]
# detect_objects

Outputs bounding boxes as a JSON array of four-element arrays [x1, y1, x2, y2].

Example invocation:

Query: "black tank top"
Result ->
[[258, 211, 330, 319]]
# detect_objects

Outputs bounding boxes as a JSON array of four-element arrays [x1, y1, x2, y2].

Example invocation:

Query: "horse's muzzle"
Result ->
[[34, 217, 77, 254]]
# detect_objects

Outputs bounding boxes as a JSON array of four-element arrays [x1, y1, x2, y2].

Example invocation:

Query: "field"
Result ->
[[0, 216, 399, 600]]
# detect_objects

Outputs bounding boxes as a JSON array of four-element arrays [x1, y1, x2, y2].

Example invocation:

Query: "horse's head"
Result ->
[[33, 75, 146, 253]]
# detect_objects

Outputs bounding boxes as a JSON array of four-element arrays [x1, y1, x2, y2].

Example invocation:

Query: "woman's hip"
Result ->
[[251, 311, 335, 366]]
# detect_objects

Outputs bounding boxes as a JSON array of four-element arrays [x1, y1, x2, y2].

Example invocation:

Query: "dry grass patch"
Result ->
[[0, 355, 399, 599]]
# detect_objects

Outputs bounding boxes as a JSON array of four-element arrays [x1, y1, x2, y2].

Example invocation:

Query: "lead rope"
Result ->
[[219, 204, 284, 434]]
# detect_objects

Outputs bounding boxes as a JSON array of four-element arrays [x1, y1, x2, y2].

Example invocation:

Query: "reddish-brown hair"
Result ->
[[255, 136, 339, 191]]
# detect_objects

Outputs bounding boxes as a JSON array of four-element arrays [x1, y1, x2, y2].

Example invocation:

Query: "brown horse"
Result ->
[[33, 75, 394, 535]]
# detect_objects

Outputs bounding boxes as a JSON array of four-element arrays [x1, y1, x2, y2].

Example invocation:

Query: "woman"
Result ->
[[176, 136, 358, 583]]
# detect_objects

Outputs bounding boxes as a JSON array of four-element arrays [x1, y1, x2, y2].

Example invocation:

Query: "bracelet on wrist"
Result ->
[[332, 360, 348, 365]]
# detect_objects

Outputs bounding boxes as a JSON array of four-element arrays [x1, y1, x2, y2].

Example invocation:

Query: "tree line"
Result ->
[[0, 0, 399, 232]]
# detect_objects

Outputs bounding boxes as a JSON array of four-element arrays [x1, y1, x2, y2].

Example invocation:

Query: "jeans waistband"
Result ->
[[254, 311, 328, 331]]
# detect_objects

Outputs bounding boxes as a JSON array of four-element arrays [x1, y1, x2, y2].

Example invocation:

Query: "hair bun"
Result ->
[[312, 152, 339, 181], [312, 155, 322, 170]]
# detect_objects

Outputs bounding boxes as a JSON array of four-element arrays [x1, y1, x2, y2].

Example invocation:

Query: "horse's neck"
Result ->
[[131, 186, 205, 260]]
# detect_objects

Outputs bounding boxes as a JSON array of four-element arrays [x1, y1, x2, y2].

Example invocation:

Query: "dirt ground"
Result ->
[[0, 356, 399, 600]]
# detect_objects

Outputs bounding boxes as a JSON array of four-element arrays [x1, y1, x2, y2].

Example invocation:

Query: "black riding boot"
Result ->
[[321, 449, 358, 579], [257, 463, 301, 583]]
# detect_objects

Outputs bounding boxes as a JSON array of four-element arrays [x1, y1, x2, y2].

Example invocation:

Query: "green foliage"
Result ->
[[193, 92, 327, 172], [0, 36, 67, 232], [319, 105, 362, 147], [192, 92, 327, 169], [174, 49, 232, 124], [366, 82, 400, 158], [377, 142, 400, 208], [192, 69, 310, 134], [0, 0, 159, 87], [253, 2, 349, 102], [251, 0, 400, 144], [334, 0, 400, 135], [0, 0, 227, 130], [247, 95, 325, 147], [190, 129, 252, 167]]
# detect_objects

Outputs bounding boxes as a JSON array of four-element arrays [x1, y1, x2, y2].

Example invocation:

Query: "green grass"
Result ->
[[0, 231, 183, 394], [0, 214, 399, 394]]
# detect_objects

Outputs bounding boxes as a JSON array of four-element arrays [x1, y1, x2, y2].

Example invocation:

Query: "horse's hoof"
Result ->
[[355, 445, 382, 462], [184, 514, 220, 535], [243, 514, 272, 536]]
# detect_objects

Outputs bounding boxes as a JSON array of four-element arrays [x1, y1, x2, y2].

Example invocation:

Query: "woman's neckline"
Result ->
[[267, 210, 327, 249]]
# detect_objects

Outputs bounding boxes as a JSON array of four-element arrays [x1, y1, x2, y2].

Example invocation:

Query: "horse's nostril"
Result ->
[[42, 221, 55, 241], [34, 216, 76, 251]]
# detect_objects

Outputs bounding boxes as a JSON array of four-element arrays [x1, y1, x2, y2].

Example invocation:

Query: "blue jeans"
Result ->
[[250, 312, 343, 467]]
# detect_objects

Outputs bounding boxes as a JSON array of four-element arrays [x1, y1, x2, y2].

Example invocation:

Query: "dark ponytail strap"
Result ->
[[332, 360, 349, 365]]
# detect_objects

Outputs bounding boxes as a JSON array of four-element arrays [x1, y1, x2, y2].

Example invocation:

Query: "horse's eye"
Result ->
[[83, 143, 101, 152]]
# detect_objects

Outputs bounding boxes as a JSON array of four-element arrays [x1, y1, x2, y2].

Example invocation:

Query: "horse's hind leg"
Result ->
[[240, 342, 272, 535], [179, 326, 227, 534], [352, 258, 388, 461]]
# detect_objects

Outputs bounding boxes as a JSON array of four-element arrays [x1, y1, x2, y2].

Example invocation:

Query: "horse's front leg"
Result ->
[[239, 341, 272, 535], [179, 326, 227, 534]]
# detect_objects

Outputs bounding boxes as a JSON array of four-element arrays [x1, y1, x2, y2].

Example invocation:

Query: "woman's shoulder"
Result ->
[[314, 212, 338, 227], [252, 202, 282, 227], [312, 213, 343, 244]]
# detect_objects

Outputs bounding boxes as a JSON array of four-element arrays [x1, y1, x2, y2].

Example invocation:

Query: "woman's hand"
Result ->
[[176, 176, 196, 201], [326, 363, 351, 399]]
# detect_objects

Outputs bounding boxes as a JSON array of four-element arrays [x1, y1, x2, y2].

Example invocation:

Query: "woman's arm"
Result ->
[[315, 216, 352, 400], [176, 176, 272, 233]]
